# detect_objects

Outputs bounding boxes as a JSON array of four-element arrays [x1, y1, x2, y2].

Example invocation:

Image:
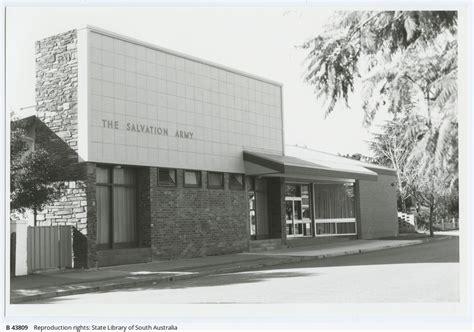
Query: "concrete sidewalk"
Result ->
[[10, 235, 446, 304]]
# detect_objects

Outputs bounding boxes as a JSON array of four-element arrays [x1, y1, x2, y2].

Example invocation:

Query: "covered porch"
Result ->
[[243, 149, 387, 247]]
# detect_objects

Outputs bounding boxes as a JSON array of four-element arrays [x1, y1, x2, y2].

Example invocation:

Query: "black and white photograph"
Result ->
[[2, 1, 472, 331]]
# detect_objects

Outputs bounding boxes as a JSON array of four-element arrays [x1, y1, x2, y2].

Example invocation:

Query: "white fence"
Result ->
[[398, 212, 416, 233]]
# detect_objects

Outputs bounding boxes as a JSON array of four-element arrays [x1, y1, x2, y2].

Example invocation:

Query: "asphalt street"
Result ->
[[259, 234, 459, 269], [31, 236, 459, 304]]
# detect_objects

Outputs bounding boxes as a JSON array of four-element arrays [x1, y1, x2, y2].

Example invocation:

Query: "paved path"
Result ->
[[10, 235, 446, 303], [25, 236, 458, 305], [247, 239, 424, 257]]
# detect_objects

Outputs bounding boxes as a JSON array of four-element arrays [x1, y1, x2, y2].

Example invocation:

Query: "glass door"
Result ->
[[285, 199, 295, 235], [285, 184, 313, 237]]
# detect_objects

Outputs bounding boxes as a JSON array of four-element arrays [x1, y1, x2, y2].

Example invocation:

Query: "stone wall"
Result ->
[[34, 29, 94, 268], [33, 179, 90, 268], [35, 181, 87, 227], [36, 29, 78, 152], [150, 169, 249, 259]]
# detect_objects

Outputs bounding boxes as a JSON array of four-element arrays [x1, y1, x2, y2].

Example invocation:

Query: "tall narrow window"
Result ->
[[248, 177, 256, 238], [96, 166, 137, 249], [96, 167, 111, 245]]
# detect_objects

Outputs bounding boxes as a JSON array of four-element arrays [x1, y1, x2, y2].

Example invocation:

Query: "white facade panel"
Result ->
[[83, 28, 283, 172]]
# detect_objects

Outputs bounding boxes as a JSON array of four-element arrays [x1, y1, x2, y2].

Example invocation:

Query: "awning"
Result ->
[[243, 150, 380, 181]]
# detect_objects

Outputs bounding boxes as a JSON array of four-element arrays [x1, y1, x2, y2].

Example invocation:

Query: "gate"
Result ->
[[27, 226, 72, 273]]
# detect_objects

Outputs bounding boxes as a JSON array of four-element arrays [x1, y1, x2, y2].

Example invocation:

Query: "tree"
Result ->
[[369, 119, 417, 213], [301, 11, 457, 118], [10, 120, 63, 226], [302, 11, 458, 236], [404, 110, 458, 236]]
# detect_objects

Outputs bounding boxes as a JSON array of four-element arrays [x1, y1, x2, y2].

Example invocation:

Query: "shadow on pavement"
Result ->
[[31, 270, 315, 303], [21, 237, 459, 304]]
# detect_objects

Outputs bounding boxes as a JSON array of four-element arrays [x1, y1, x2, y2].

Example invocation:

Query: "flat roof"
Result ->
[[243, 150, 379, 181], [285, 145, 397, 177], [83, 25, 283, 88]]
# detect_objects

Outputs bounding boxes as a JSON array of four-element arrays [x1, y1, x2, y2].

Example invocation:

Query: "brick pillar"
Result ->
[[137, 167, 152, 248], [267, 177, 285, 241]]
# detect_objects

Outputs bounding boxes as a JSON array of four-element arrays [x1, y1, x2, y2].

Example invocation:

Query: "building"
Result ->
[[16, 26, 398, 269]]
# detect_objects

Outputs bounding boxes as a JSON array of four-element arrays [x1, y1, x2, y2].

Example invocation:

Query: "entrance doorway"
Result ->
[[285, 184, 312, 237]]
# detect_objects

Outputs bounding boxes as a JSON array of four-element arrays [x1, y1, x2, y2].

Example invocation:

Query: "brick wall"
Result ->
[[150, 169, 248, 259], [357, 173, 398, 239], [137, 168, 152, 248]]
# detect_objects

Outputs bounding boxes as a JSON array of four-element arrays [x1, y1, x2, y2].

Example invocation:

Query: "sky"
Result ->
[[6, 5, 392, 156]]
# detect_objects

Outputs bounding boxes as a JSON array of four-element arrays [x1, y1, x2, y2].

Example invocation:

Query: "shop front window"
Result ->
[[314, 183, 356, 236]]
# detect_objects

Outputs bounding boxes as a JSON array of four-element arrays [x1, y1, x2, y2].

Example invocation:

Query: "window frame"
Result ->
[[96, 165, 138, 249], [157, 168, 177, 187], [229, 173, 245, 190], [313, 182, 357, 237], [207, 171, 224, 189], [183, 169, 202, 188]]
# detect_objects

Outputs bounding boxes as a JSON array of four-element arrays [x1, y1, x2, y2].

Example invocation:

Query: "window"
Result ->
[[248, 177, 256, 238], [314, 183, 356, 236], [184, 170, 201, 187], [314, 183, 355, 219], [285, 184, 301, 197], [96, 166, 137, 249], [158, 168, 176, 186], [208, 172, 224, 189], [229, 173, 244, 190]]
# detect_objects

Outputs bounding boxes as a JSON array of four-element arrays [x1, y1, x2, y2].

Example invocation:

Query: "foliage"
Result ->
[[302, 11, 457, 118], [303, 11, 458, 235], [370, 119, 418, 212], [10, 121, 63, 220]]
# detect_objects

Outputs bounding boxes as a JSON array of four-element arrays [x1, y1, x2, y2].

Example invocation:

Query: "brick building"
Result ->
[[18, 26, 398, 268]]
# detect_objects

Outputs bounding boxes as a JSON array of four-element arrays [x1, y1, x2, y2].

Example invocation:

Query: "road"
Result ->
[[33, 236, 459, 304]]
